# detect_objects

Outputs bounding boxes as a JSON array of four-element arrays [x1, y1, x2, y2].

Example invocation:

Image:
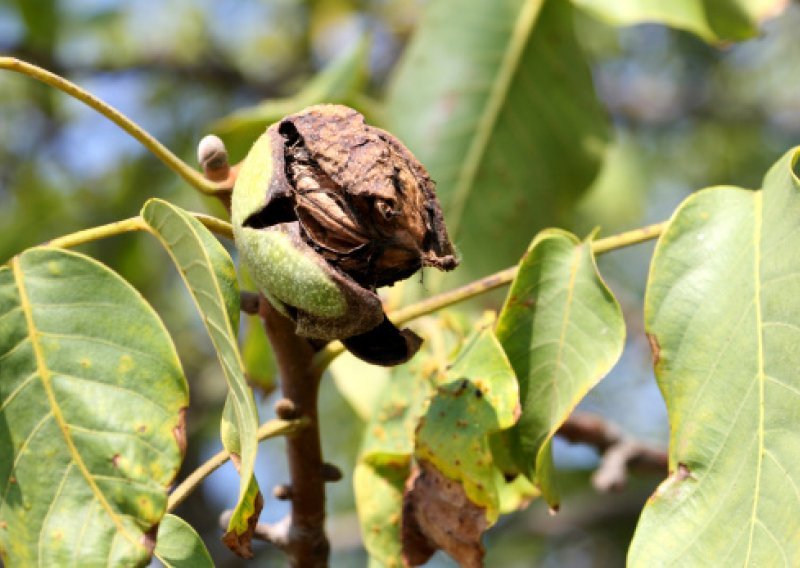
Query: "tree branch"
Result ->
[[557, 413, 668, 492], [258, 297, 331, 567]]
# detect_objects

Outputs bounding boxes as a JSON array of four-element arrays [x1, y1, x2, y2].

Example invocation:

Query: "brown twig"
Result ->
[[557, 413, 668, 492], [259, 297, 330, 567]]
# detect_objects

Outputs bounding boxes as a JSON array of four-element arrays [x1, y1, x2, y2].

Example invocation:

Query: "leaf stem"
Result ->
[[46, 217, 149, 249], [167, 417, 309, 513], [311, 221, 666, 372], [591, 221, 665, 255], [43, 214, 233, 250], [0, 57, 222, 195]]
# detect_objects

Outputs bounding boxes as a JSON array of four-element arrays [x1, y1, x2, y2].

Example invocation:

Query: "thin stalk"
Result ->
[[591, 221, 665, 255], [167, 418, 309, 512], [43, 214, 233, 250], [0, 57, 221, 195], [47, 217, 149, 249], [311, 221, 667, 372]]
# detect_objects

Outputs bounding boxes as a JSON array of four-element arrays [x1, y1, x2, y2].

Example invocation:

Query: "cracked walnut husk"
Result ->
[[232, 105, 458, 365]]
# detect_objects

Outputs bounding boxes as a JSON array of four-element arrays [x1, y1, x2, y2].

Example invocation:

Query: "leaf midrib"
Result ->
[[541, 242, 581, 449], [745, 191, 765, 564], [447, 0, 545, 239], [11, 256, 142, 555]]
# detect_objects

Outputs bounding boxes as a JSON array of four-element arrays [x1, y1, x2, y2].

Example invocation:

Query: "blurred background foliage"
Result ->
[[1, 0, 798, 565]]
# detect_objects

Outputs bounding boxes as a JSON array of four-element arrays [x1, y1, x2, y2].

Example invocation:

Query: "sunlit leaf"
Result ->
[[386, 0, 609, 283], [0, 248, 188, 566], [572, 0, 788, 42], [140, 199, 260, 543], [494, 229, 625, 507], [154, 514, 213, 568], [629, 148, 800, 565]]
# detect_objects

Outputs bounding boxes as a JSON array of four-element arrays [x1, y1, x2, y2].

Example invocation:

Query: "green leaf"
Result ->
[[415, 327, 519, 523], [239, 267, 276, 393], [0, 248, 188, 566], [140, 199, 260, 539], [353, 459, 408, 568], [329, 352, 390, 421], [241, 313, 276, 393], [355, 318, 466, 564], [629, 148, 800, 565], [572, 0, 786, 42], [154, 514, 213, 568], [495, 229, 625, 507], [386, 0, 609, 282]]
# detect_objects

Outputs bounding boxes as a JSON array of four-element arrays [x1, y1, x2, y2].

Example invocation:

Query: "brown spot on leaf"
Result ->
[[173, 407, 187, 457], [646, 333, 661, 367], [111, 454, 120, 468], [402, 460, 487, 567], [222, 491, 265, 559]]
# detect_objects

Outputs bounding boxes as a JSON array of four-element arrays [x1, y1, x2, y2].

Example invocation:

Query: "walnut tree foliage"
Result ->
[[1, 0, 798, 566]]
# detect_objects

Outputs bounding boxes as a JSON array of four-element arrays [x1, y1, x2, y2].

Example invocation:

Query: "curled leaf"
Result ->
[[402, 461, 488, 568], [403, 327, 520, 566]]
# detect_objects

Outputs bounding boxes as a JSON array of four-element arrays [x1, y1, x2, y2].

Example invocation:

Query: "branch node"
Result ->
[[273, 484, 294, 501], [240, 290, 261, 315], [556, 412, 668, 493], [320, 462, 343, 483], [275, 398, 300, 420]]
